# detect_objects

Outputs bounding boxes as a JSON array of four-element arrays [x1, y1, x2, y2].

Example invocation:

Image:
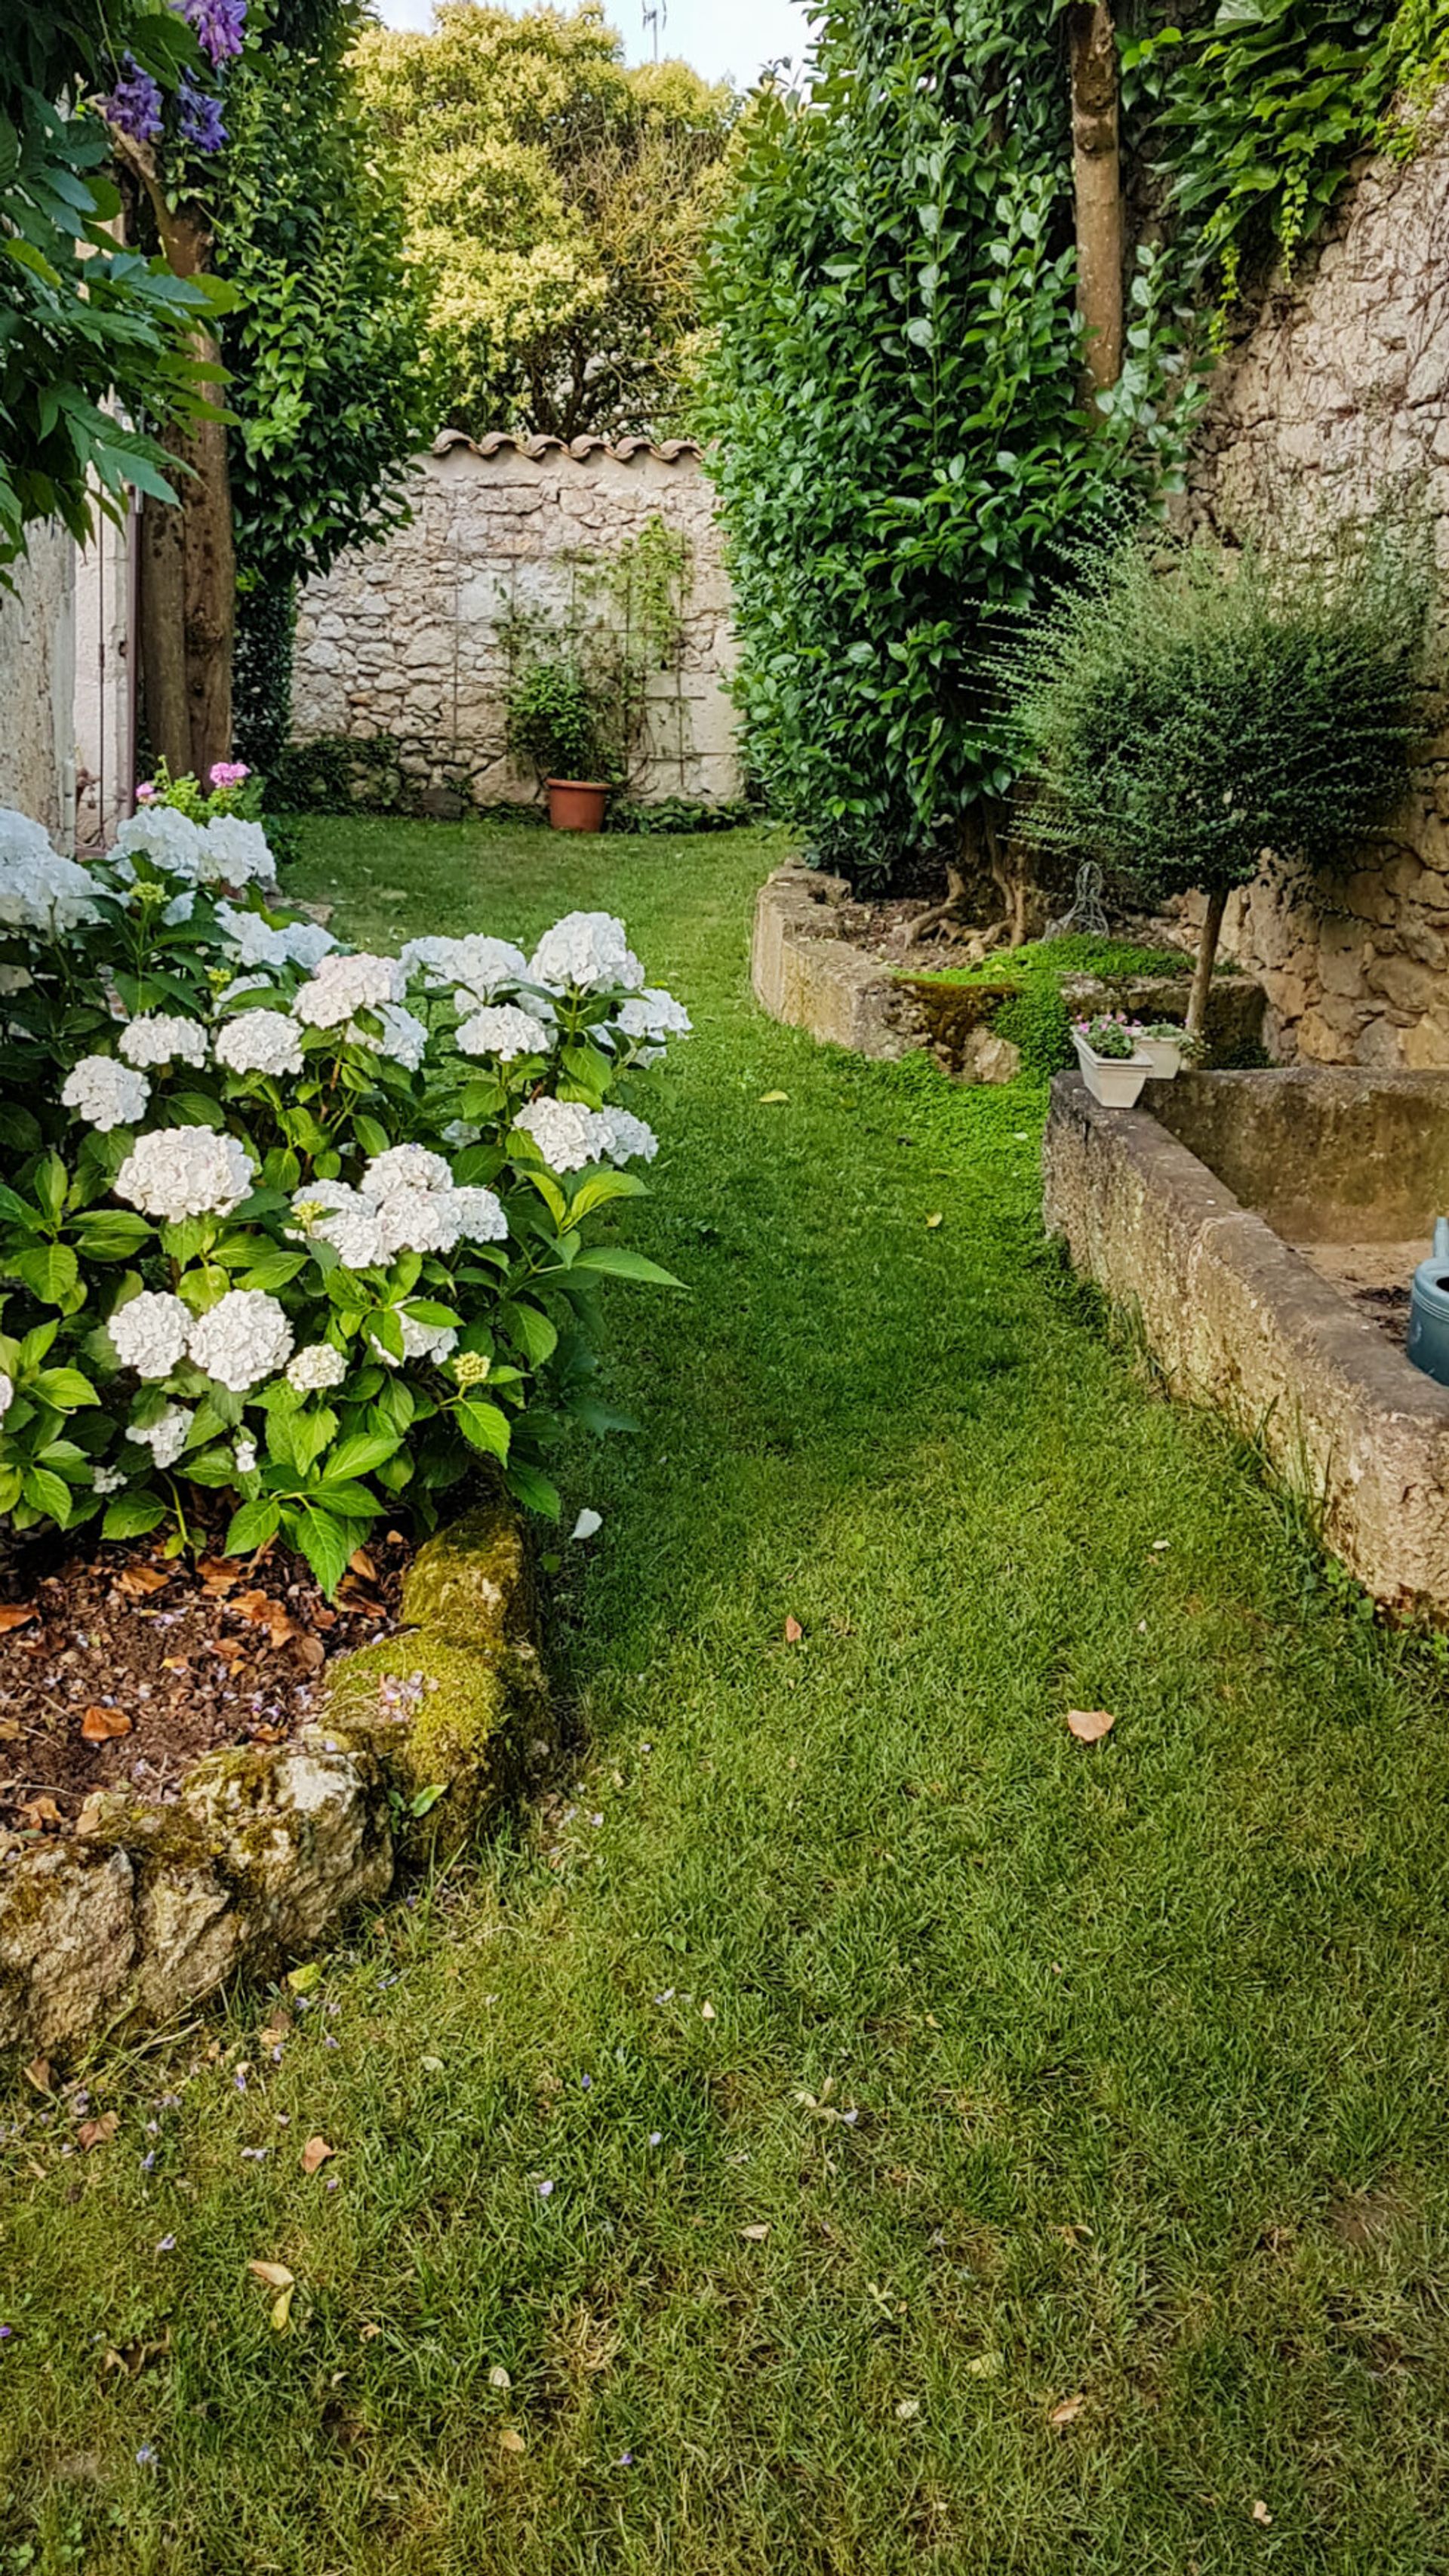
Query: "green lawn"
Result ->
[[5, 818, 1449, 2575]]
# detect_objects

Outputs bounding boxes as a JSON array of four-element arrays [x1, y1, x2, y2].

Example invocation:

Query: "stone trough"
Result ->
[[1044, 1069, 1449, 1618], [0, 1498, 553, 2067]]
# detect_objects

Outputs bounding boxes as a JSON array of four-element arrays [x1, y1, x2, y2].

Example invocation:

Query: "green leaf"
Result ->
[[225, 1496, 283, 1555], [21, 1466, 71, 1525], [72, 1211, 152, 1260], [238, 1250, 308, 1293], [502, 1301, 557, 1366], [409, 1782, 449, 1818], [31, 1367, 99, 1410], [103, 1491, 167, 1540], [568, 1170, 648, 1221], [506, 1460, 561, 1520], [458, 1400, 511, 1462], [327, 1431, 401, 1480], [568, 1247, 684, 1287], [9, 1242, 79, 1304], [285, 1503, 353, 1599]]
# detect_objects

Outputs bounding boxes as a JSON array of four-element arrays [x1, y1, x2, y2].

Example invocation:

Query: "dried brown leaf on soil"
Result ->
[[234, 1591, 300, 1649], [22, 1796, 62, 1829], [81, 1705, 131, 1743], [113, 1564, 171, 1599], [1066, 1708, 1115, 1745], [0, 1604, 36, 1633]]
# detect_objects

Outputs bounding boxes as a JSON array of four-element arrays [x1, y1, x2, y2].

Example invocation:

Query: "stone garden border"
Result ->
[[751, 865, 1266, 1076], [1043, 1071, 1449, 1620], [0, 1498, 553, 2067]]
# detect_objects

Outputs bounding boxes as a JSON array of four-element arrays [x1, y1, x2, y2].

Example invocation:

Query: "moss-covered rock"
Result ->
[[401, 1497, 535, 1648], [320, 1625, 551, 1863], [0, 1843, 135, 2054]]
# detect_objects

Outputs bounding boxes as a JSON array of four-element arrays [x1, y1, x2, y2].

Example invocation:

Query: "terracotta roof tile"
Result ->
[[432, 429, 702, 466]]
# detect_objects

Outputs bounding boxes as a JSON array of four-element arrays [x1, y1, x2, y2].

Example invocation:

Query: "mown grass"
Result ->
[[5, 819, 1449, 2574]]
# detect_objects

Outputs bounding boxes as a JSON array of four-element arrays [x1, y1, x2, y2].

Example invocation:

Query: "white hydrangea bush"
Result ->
[[0, 811, 691, 1591]]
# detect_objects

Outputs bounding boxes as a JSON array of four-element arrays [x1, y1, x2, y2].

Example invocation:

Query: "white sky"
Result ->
[[370, 0, 812, 86]]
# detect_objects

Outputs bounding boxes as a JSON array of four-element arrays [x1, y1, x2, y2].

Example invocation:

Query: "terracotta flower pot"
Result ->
[[547, 779, 610, 833]]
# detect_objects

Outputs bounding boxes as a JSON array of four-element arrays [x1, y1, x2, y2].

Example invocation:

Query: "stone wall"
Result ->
[[0, 522, 75, 841], [291, 432, 740, 814], [1189, 96, 1449, 1069]]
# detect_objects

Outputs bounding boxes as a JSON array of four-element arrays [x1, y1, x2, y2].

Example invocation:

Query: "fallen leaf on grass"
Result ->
[[740, 2224, 770, 2242], [966, 2352, 1002, 2379], [758, 1091, 789, 1104], [23, 2056, 51, 2095], [783, 1615, 804, 1644], [925, 1212, 944, 1230], [0, 1604, 36, 1633], [499, 2429, 526, 2455], [489, 2365, 512, 2390], [247, 2261, 294, 2291], [287, 1962, 322, 1995], [895, 2398, 921, 2421], [1049, 2395, 1085, 2428], [700, 2001, 716, 2022], [270, 2286, 294, 2332], [77, 2112, 119, 2151], [113, 1564, 170, 1599], [1066, 1708, 1115, 1745], [82, 1704, 131, 1744], [300, 2134, 334, 2176], [1252, 2501, 1272, 2528]]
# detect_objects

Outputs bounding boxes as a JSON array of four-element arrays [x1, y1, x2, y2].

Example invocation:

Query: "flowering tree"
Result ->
[[0, 796, 690, 1591]]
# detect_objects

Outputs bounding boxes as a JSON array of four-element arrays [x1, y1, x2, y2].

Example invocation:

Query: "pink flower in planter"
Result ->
[[209, 761, 251, 789]]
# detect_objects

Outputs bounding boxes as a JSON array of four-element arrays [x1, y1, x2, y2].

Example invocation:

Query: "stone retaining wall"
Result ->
[[0, 1500, 552, 2067], [1044, 1070, 1449, 1617], [1189, 94, 1449, 1070], [292, 432, 740, 815]]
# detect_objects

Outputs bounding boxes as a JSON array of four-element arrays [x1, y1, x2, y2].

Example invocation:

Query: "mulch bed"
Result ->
[[0, 1527, 411, 1843]]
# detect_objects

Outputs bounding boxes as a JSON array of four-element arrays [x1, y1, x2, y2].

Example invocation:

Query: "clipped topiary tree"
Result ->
[[998, 503, 1435, 1038]]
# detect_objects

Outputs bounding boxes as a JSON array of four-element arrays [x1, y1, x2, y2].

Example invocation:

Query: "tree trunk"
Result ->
[[1186, 885, 1229, 1043], [115, 142, 233, 779], [1069, 4, 1123, 402], [138, 486, 190, 776]]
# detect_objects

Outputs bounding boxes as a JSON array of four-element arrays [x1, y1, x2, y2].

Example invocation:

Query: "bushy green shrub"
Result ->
[[0, 799, 691, 1590], [505, 651, 618, 786], [999, 505, 1434, 1028]]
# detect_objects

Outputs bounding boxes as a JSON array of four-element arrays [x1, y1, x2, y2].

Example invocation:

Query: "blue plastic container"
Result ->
[[1407, 1219, 1449, 1389]]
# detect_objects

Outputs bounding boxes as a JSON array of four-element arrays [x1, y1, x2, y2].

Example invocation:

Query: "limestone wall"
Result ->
[[291, 432, 740, 813], [0, 522, 76, 841], [1189, 96, 1449, 1069]]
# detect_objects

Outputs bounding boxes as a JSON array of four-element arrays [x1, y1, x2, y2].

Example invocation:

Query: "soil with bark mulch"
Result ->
[[0, 1526, 411, 1842]]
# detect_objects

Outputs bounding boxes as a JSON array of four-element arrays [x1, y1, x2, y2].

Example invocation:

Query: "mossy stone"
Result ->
[[401, 1497, 534, 1648], [321, 1628, 544, 1858]]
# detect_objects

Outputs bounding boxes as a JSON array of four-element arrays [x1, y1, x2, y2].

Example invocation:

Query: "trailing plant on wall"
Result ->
[[501, 514, 696, 796], [996, 498, 1435, 1035]]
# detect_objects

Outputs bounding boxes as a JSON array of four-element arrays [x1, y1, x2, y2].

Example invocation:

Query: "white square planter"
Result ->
[[1138, 1034, 1189, 1080], [1072, 1029, 1151, 1108]]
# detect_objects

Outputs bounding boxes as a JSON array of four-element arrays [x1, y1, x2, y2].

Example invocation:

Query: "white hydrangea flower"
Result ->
[[358, 1001, 429, 1071], [61, 1054, 150, 1132], [112, 805, 208, 880], [0, 826, 100, 933], [127, 1404, 193, 1470], [286, 1341, 347, 1394], [456, 1003, 553, 1061], [93, 1464, 125, 1496], [0, 1370, 12, 1421], [234, 1436, 258, 1476], [529, 911, 643, 995], [187, 1288, 294, 1393], [292, 951, 406, 1030], [614, 987, 692, 1044], [401, 933, 528, 994], [215, 1009, 305, 1079], [201, 814, 272, 887], [512, 1096, 605, 1172], [452, 1185, 508, 1244], [108, 1290, 192, 1380], [374, 1184, 464, 1258], [441, 1118, 481, 1149], [216, 902, 337, 971], [161, 890, 196, 927], [119, 1014, 208, 1070], [381, 1313, 457, 1367], [289, 1180, 388, 1271], [0, 966, 32, 996], [594, 1106, 659, 1165], [115, 1126, 253, 1221], [364, 1143, 453, 1199]]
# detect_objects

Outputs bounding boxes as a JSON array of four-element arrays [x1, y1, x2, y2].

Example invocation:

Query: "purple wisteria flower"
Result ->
[[177, 73, 227, 155], [181, 0, 247, 66], [102, 56, 164, 145]]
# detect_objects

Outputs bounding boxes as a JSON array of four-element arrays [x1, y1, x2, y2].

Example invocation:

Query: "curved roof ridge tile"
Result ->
[[430, 429, 703, 466]]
